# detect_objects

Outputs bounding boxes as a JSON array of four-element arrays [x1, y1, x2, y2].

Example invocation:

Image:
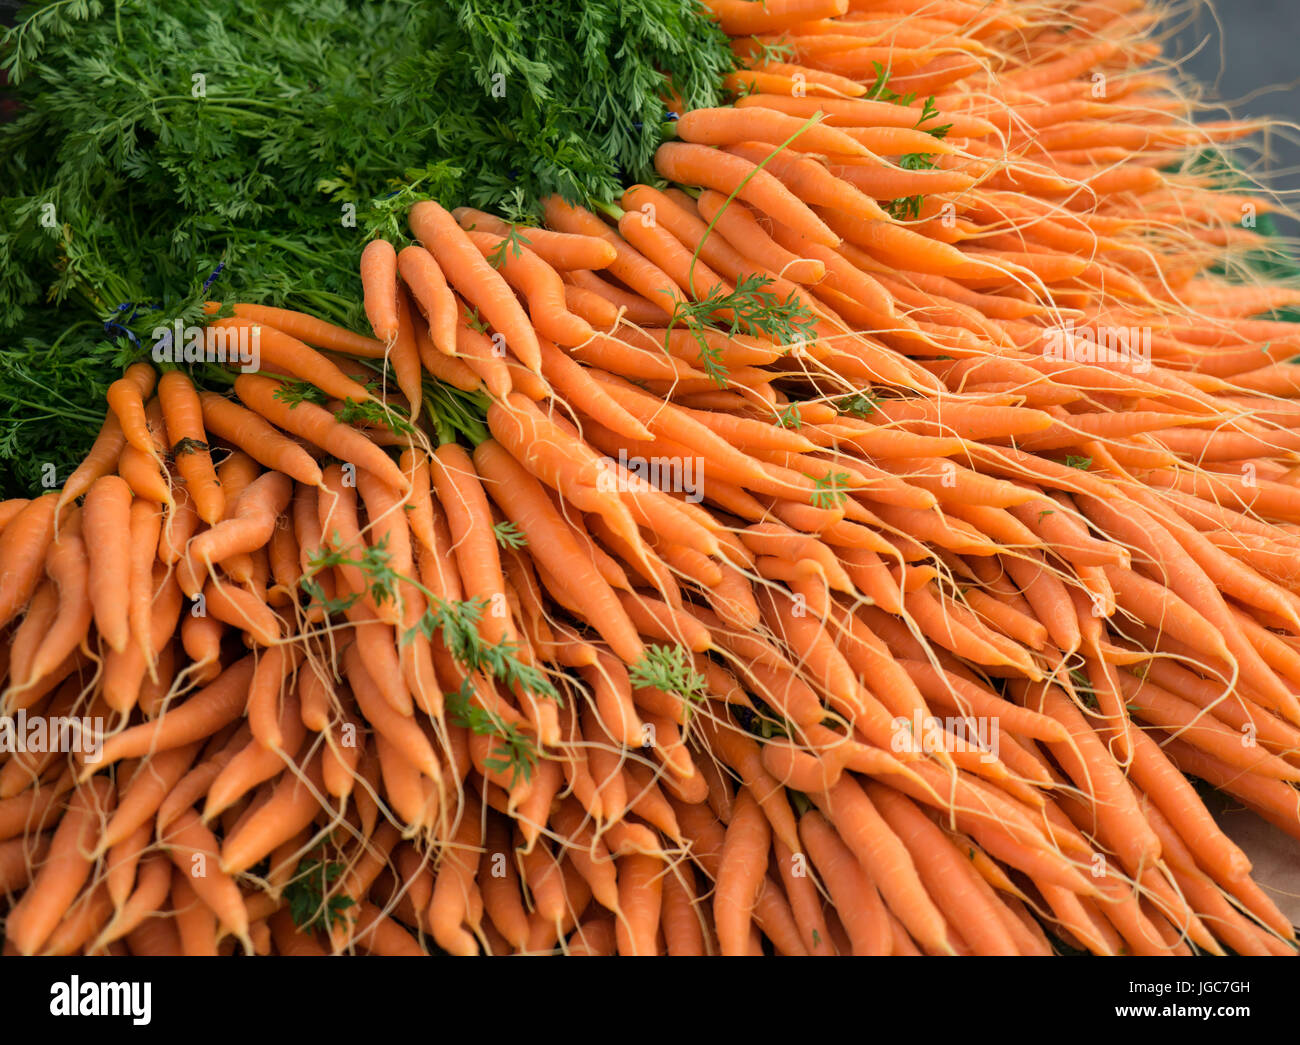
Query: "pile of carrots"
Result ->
[[4, 0, 1300, 956]]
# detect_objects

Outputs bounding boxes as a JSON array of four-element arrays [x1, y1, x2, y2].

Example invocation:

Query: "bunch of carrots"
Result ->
[[3, 0, 1300, 956]]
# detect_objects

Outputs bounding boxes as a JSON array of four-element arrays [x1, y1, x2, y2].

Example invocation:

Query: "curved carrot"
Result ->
[[218, 752, 325, 876], [118, 442, 170, 505], [186, 471, 292, 587], [5, 776, 113, 955], [204, 302, 385, 358], [465, 229, 595, 348], [454, 208, 617, 270], [535, 337, 652, 440], [654, 141, 839, 247], [89, 657, 256, 774], [106, 362, 160, 459], [0, 493, 58, 629], [397, 244, 458, 356], [57, 410, 127, 520], [162, 808, 252, 947], [409, 199, 541, 371], [198, 391, 322, 487], [233, 373, 407, 492], [25, 534, 93, 686], [544, 198, 686, 317], [209, 316, 372, 403], [473, 439, 644, 665], [676, 106, 868, 156]]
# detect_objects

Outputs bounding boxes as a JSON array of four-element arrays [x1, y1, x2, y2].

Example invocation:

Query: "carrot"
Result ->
[[118, 436, 172, 505], [5, 776, 113, 955], [342, 646, 439, 779], [535, 339, 652, 441], [799, 809, 891, 955], [218, 751, 325, 876], [188, 469, 292, 579], [703, 0, 848, 34], [428, 442, 512, 646], [57, 410, 127, 521], [119, 501, 160, 666], [210, 316, 374, 403], [202, 578, 281, 647], [124, 915, 183, 956], [100, 851, 172, 947], [695, 190, 825, 283], [106, 362, 160, 459], [396, 244, 458, 356], [204, 302, 385, 358], [24, 534, 93, 686], [160, 808, 252, 951], [869, 784, 1019, 955], [0, 831, 48, 899], [360, 238, 400, 342], [712, 789, 771, 956], [454, 208, 618, 270], [427, 795, 484, 956], [812, 775, 952, 953], [88, 657, 256, 774], [659, 864, 707, 956], [466, 230, 595, 348], [156, 370, 225, 523], [478, 815, 531, 949], [81, 476, 133, 654], [473, 439, 644, 664], [654, 142, 840, 248], [409, 199, 541, 371], [171, 870, 220, 956], [774, 837, 836, 956], [1024, 682, 1162, 872], [734, 91, 994, 136], [98, 741, 203, 854], [544, 200, 686, 317], [233, 374, 407, 491], [0, 493, 58, 629], [245, 644, 306, 756], [383, 286, 424, 417], [615, 852, 664, 956], [676, 106, 868, 157]]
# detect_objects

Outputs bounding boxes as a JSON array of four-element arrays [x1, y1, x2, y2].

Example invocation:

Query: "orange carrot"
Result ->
[[409, 200, 541, 371], [158, 370, 225, 523], [360, 238, 400, 342]]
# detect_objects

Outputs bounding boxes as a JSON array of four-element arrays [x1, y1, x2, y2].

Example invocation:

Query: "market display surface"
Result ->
[[3, 0, 1300, 956]]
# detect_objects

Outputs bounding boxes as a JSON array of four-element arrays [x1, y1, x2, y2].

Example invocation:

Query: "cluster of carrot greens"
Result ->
[[0, 0, 734, 496]]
